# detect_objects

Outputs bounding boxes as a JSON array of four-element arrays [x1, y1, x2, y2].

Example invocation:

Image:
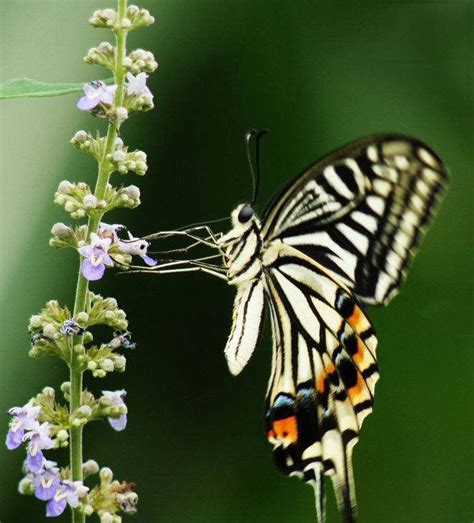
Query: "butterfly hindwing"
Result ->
[[261, 134, 448, 305], [263, 244, 378, 523]]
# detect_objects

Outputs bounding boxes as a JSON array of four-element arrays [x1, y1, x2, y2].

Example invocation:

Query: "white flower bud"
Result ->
[[71, 130, 88, 143], [113, 150, 127, 163], [100, 358, 114, 372], [72, 418, 82, 427], [56, 429, 69, 441], [115, 137, 124, 149], [61, 381, 71, 394], [76, 312, 89, 324], [42, 386, 55, 398], [83, 459, 100, 477], [127, 5, 139, 16], [87, 361, 97, 371], [83, 505, 94, 516], [18, 476, 34, 495], [122, 185, 140, 200], [136, 161, 147, 174], [58, 180, 74, 194], [114, 355, 126, 370], [118, 165, 128, 175], [105, 311, 115, 320], [51, 222, 72, 237], [115, 107, 128, 124], [100, 513, 114, 523], [83, 194, 98, 209], [100, 467, 114, 483], [78, 405, 92, 417], [43, 323, 57, 338], [94, 369, 107, 378], [122, 57, 133, 68], [64, 201, 77, 213], [29, 315, 43, 328]]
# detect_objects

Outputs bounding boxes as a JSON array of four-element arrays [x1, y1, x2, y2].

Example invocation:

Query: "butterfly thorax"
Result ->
[[219, 204, 265, 285]]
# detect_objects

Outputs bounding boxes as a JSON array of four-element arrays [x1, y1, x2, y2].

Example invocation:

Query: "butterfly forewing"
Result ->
[[261, 134, 448, 305]]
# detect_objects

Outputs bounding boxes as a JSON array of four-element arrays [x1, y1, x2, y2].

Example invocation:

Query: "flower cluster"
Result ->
[[6, 386, 134, 517], [76, 72, 154, 118], [6, 2, 157, 520]]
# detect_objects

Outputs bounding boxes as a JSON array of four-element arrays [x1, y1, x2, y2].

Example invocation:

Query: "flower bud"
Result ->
[[100, 513, 114, 523], [114, 107, 128, 126], [58, 180, 74, 194], [94, 369, 107, 378], [42, 386, 55, 398], [43, 323, 57, 339], [61, 381, 71, 394], [87, 361, 98, 371], [78, 405, 92, 418], [100, 467, 114, 483], [18, 476, 34, 495], [83, 505, 94, 516], [51, 222, 72, 237], [83, 459, 100, 478], [76, 312, 89, 324], [29, 315, 43, 328], [83, 194, 98, 209], [100, 358, 114, 372], [113, 150, 127, 162], [56, 429, 69, 441]]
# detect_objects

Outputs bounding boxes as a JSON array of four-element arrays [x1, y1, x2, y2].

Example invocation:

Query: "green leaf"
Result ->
[[0, 78, 114, 100]]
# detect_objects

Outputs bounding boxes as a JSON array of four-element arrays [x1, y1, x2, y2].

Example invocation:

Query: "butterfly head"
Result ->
[[233, 203, 255, 226]]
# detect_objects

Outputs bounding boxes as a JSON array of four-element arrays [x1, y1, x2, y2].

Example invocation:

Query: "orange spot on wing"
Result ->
[[348, 305, 362, 330], [316, 373, 326, 393], [348, 372, 366, 401], [273, 416, 298, 444], [353, 338, 365, 365]]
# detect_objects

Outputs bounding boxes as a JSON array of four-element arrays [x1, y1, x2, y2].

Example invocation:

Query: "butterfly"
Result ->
[[146, 133, 448, 522]]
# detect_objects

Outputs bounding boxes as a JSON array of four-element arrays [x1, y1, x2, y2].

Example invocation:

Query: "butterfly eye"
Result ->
[[237, 205, 254, 223]]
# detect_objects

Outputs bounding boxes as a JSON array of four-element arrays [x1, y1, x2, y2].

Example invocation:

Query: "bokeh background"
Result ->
[[1, 1, 472, 522]]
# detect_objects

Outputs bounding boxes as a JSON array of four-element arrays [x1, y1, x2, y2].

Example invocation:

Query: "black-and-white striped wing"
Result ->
[[261, 134, 448, 305], [264, 243, 378, 523]]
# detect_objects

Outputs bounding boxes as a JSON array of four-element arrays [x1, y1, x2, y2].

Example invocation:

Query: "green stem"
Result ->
[[69, 1, 128, 522]]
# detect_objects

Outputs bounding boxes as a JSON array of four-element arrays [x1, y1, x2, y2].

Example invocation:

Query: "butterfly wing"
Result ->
[[224, 279, 265, 376], [263, 243, 378, 522], [261, 134, 448, 305]]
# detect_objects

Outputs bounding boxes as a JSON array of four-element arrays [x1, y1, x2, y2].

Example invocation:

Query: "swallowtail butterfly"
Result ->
[[147, 134, 448, 522]]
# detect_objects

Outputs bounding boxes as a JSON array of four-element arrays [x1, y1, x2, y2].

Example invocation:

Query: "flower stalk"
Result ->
[[6, 0, 156, 521], [70, 5, 128, 518]]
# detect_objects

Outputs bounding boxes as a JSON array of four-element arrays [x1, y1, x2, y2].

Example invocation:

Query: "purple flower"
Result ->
[[102, 390, 128, 431], [6, 402, 41, 450], [60, 320, 84, 336], [33, 460, 60, 501], [126, 72, 153, 97], [23, 422, 54, 473], [77, 81, 117, 111], [78, 233, 114, 281], [118, 231, 157, 267], [46, 480, 89, 517]]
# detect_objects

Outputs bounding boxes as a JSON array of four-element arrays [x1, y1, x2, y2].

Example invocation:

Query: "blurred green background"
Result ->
[[1, 1, 472, 522]]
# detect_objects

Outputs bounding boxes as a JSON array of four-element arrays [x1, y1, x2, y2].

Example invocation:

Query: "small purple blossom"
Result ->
[[6, 403, 41, 450], [45, 479, 89, 517], [126, 72, 152, 97], [78, 233, 114, 281], [60, 320, 84, 336], [103, 390, 128, 431], [24, 422, 54, 473], [118, 231, 157, 267], [33, 460, 61, 501], [77, 81, 117, 111]]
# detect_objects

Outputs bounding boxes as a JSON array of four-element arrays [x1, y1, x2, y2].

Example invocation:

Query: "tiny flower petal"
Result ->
[[46, 497, 67, 517], [6, 427, 24, 449], [77, 95, 100, 111], [27, 449, 44, 473], [141, 254, 157, 266], [108, 414, 127, 432], [81, 259, 105, 281]]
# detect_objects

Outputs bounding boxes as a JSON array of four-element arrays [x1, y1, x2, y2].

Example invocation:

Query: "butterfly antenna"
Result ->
[[245, 128, 269, 206]]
